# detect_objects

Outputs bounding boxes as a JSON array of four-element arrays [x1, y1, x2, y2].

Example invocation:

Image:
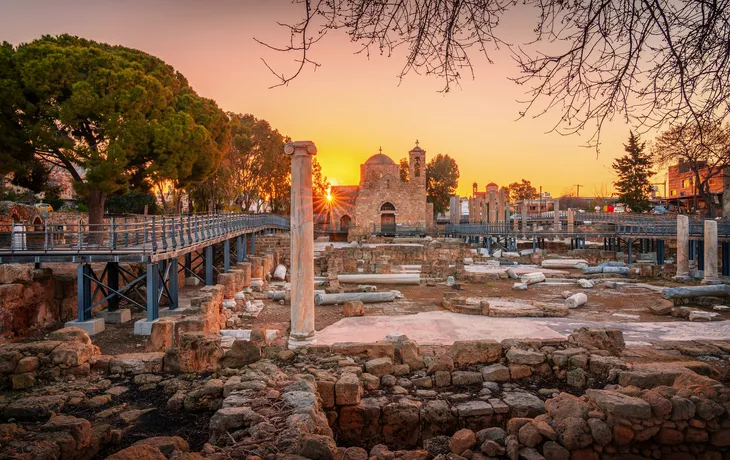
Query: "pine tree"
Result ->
[[612, 132, 654, 212]]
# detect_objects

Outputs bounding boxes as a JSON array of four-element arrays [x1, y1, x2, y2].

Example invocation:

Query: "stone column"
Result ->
[[468, 198, 474, 224], [285, 140, 317, 348], [489, 192, 497, 224], [567, 209, 575, 233], [498, 190, 506, 223], [521, 202, 528, 231], [703, 219, 721, 284], [553, 199, 560, 231], [449, 196, 460, 225], [675, 215, 690, 280]]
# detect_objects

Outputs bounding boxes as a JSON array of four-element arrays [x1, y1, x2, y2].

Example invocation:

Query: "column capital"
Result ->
[[284, 141, 317, 156]]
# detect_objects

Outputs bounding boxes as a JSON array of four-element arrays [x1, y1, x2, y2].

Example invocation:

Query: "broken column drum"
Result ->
[[285, 140, 317, 348]]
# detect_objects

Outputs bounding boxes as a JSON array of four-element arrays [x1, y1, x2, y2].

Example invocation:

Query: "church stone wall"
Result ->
[[353, 178, 428, 230]]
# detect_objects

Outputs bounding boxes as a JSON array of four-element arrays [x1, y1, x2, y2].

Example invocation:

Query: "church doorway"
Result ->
[[339, 215, 351, 231], [381, 213, 396, 233]]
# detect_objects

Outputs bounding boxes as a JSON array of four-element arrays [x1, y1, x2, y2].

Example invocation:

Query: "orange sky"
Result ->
[[0, 0, 667, 197]]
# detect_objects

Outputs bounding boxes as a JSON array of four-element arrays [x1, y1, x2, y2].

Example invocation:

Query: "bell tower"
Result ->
[[409, 140, 426, 188]]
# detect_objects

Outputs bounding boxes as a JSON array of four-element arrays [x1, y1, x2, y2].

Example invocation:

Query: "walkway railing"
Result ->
[[0, 213, 289, 256]]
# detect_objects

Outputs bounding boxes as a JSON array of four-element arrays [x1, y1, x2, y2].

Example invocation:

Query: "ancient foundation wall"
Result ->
[[0, 264, 78, 342], [320, 240, 470, 279]]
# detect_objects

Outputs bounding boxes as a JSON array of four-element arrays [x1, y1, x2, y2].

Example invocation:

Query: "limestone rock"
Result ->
[[481, 363, 510, 382], [450, 429, 477, 455], [518, 422, 542, 447], [382, 399, 421, 449], [298, 434, 338, 460], [106, 445, 167, 459], [568, 327, 625, 355], [587, 418, 612, 446], [541, 441, 569, 460], [553, 417, 592, 450], [51, 341, 94, 367], [506, 348, 545, 365], [585, 389, 651, 419], [343, 301, 365, 317], [451, 371, 483, 386], [336, 373, 361, 406], [450, 340, 502, 367], [365, 357, 393, 377], [427, 354, 455, 374], [502, 392, 545, 418], [133, 436, 189, 457]]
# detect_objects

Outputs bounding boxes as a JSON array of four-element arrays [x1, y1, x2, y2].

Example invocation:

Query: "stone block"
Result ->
[[96, 309, 131, 324], [220, 340, 260, 369], [51, 341, 94, 367], [365, 357, 393, 377], [482, 363, 510, 382], [317, 380, 336, 409], [451, 371, 483, 386], [133, 319, 158, 336], [343, 300, 365, 317], [506, 348, 545, 365], [450, 340, 502, 367], [336, 372, 361, 405], [64, 319, 105, 336], [585, 389, 651, 419]]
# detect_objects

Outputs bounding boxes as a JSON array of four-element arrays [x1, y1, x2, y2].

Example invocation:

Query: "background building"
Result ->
[[320, 143, 433, 234]]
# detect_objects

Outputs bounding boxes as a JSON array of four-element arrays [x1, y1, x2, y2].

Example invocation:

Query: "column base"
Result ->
[[673, 274, 692, 282], [701, 278, 723, 285], [288, 334, 316, 350], [65, 318, 105, 336], [133, 319, 159, 336], [96, 309, 132, 324]]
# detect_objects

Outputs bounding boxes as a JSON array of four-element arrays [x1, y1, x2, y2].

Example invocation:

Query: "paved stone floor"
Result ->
[[314, 310, 730, 346]]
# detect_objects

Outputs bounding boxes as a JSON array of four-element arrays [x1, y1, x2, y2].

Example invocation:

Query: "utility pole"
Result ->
[[574, 184, 583, 197]]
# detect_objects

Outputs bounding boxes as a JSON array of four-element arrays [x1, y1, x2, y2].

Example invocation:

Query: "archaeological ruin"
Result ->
[[3, 142, 730, 460]]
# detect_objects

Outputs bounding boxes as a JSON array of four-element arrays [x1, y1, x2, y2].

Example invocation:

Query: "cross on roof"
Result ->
[[415, 139, 419, 146], [379, 146, 382, 154]]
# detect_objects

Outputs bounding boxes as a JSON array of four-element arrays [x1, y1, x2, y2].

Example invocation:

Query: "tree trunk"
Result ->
[[697, 175, 717, 218], [87, 188, 107, 245]]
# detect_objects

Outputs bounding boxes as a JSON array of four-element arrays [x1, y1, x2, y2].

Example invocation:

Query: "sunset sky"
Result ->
[[0, 0, 666, 198]]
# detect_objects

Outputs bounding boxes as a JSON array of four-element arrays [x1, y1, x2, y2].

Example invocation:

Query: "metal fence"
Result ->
[[0, 213, 290, 255]]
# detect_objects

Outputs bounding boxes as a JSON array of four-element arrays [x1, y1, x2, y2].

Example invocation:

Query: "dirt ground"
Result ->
[[90, 270, 730, 355]]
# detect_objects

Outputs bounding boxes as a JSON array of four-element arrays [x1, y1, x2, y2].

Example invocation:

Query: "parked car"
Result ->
[[652, 205, 668, 215], [35, 202, 53, 213]]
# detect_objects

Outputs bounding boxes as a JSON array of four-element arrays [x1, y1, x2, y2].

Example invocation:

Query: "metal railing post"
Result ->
[[151, 216, 157, 252]]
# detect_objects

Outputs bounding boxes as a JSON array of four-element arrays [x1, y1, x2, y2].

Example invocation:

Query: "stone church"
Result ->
[[325, 143, 433, 234]]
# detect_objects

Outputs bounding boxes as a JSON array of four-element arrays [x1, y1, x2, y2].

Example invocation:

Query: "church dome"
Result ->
[[364, 153, 396, 165]]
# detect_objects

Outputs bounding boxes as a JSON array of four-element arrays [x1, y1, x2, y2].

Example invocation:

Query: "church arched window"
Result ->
[[381, 202, 396, 211], [414, 157, 421, 177]]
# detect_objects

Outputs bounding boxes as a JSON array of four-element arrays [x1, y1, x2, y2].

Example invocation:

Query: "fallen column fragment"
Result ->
[[520, 272, 546, 285], [268, 290, 324, 301], [314, 290, 403, 306], [337, 273, 420, 285], [541, 259, 589, 269], [565, 293, 588, 309], [602, 267, 630, 275], [662, 285, 730, 300]]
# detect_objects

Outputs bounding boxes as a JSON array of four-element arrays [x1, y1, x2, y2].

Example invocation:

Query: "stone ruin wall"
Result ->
[[319, 240, 471, 279], [253, 233, 291, 268], [0, 264, 78, 342], [3, 325, 730, 459]]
